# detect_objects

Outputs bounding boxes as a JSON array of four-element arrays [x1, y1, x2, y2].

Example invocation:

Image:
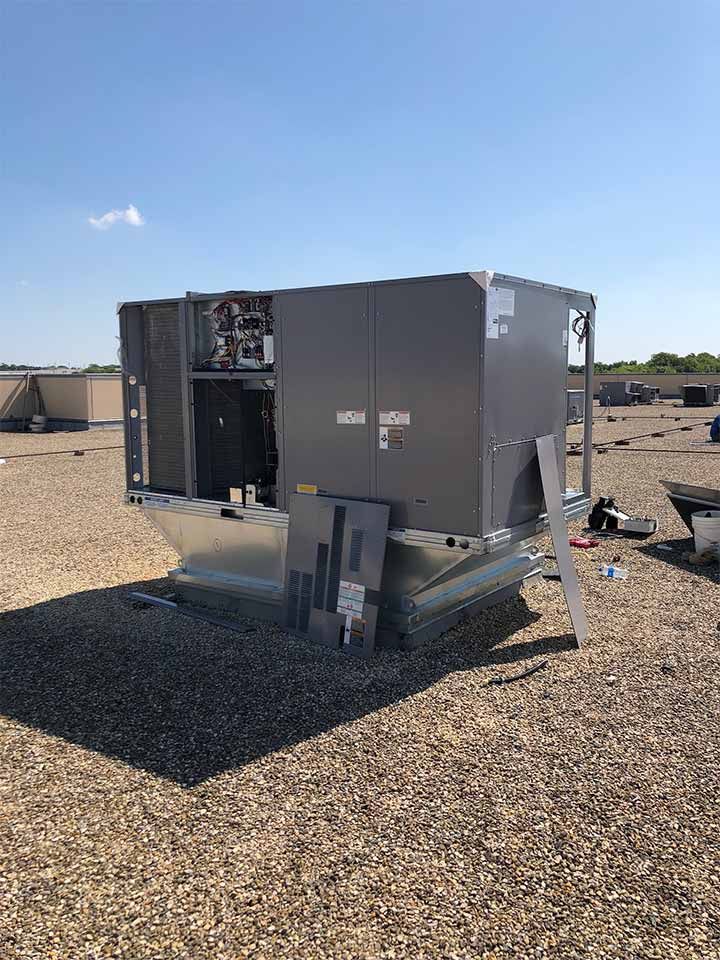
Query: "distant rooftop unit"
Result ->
[[566, 388, 584, 424], [0, 372, 122, 431], [680, 383, 719, 407], [599, 381, 642, 407]]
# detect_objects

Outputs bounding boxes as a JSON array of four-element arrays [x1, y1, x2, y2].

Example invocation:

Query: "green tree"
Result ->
[[83, 363, 121, 373], [646, 352, 682, 372]]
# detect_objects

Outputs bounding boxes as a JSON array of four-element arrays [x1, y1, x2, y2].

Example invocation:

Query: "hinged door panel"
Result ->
[[278, 286, 371, 504], [375, 277, 481, 534]]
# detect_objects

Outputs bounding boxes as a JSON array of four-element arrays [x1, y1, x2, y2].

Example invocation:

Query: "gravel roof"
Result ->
[[1, 406, 719, 959]]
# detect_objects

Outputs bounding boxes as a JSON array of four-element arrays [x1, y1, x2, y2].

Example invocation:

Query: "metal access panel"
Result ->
[[278, 286, 371, 507], [375, 276, 481, 533], [283, 494, 390, 658], [481, 279, 569, 535]]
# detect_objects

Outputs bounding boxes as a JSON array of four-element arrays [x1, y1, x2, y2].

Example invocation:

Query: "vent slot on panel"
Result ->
[[313, 542, 329, 609], [298, 573, 313, 633], [286, 569, 301, 629], [325, 505, 346, 612], [349, 528, 365, 572]]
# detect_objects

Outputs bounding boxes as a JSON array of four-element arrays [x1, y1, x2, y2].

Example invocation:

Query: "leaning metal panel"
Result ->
[[536, 434, 587, 646], [282, 494, 390, 658]]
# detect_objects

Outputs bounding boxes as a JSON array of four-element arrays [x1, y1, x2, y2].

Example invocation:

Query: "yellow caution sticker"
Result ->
[[296, 483, 318, 495]]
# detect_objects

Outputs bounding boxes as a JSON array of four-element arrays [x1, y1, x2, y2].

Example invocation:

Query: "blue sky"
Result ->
[[2, 0, 718, 365]]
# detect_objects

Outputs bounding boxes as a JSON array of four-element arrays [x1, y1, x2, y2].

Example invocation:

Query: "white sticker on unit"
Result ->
[[263, 335, 274, 364], [339, 580, 365, 596], [379, 410, 410, 425], [337, 582, 365, 617], [493, 286, 515, 316], [343, 614, 354, 645], [562, 329, 569, 347], [486, 286, 500, 339], [379, 431, 389, 449], [337, 596, 364, 616], [336, 409, 366, 424], [499, 323, 509, 335]]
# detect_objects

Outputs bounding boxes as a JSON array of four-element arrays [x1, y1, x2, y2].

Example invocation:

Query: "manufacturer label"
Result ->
[[487, 286, 515, 340], [336, 409, 366, 424], [500, 323, 509, 335], [141, 495, 171, 506], [488, 286, 515, 317], [379, 410, 410, 425]]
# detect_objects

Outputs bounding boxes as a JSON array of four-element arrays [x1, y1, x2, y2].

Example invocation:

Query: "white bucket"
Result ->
[[691, 510, 720, 554]]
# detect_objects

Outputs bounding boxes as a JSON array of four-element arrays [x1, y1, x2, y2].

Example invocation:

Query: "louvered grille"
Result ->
[[144, 304, 185, 493], [349, 528, 364, 572]]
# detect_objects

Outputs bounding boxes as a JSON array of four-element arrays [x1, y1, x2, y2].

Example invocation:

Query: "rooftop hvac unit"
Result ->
[[567, 389, 585, 424], [120, 271, 595, 655], [599, 381, 641, 407], [681, 383, 714, 406], [640, 384, 661, 404]]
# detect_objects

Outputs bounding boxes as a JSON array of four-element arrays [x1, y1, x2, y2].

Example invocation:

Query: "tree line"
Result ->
[[0, 363, 121, 373], [568, 352, 720, 375]]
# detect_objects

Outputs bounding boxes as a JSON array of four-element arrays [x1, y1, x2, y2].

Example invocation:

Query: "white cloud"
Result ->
[[88, 203, 145, 231]]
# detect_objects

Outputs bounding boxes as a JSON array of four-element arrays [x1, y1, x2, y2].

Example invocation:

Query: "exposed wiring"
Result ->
[[571, 310, 591, 350], [201, 296, 274, 370], [488, 660, 548, 686]]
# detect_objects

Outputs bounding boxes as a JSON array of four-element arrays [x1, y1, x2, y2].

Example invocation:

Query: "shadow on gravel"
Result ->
[[638, 537, 720, 583], [0, 579, 567, 786]]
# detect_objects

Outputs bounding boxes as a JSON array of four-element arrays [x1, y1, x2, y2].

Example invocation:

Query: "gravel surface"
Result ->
[[1, 409, 719, 960]]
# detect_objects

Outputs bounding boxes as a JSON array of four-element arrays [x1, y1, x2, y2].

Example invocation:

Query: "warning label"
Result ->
[[339, 580, 365, 596], [379, 410, 410, 425], [336, 410, 366, 424], [337, 581, 365, 617]]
